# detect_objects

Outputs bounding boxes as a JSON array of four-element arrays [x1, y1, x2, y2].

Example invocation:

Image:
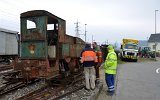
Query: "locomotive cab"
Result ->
[[15, 10, 66, 80]]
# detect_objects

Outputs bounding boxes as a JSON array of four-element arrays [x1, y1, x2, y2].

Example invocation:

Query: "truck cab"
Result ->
[[120, 39, 139, 62]]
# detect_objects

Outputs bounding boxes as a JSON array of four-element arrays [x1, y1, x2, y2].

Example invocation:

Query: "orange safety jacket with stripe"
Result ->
[[93, 46, 102, 63], [96, 51, 102, 63], [81, 48, 98, 67]]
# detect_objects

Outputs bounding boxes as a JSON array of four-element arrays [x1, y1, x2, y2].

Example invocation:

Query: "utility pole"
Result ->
[[74, 20, 80, 38], [74, 22, 87, 42], [85, 24, 87, 42], [92, 35, 93, 43], [155, 10, 158, 34], [155, 10, 158, 61]]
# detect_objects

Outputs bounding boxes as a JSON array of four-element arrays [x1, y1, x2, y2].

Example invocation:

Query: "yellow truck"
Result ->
[[120, 38, 139, 62]]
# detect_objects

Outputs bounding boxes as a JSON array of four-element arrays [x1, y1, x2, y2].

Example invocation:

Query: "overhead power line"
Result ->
[[74, 20, 80, 37]]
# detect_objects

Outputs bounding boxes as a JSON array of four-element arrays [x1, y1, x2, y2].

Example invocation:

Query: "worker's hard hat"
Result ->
[[107, 44, 114, 50]]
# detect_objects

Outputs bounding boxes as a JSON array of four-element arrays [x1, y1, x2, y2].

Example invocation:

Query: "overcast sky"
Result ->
[[0, 0, 160, 45]]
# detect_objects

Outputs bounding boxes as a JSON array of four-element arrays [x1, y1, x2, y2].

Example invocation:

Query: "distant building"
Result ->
[[138, 40, 148, 47], [148, 33, 160, 52]]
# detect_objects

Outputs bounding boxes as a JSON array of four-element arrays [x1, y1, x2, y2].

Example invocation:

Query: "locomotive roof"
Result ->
[[21, 10, 65, 23]]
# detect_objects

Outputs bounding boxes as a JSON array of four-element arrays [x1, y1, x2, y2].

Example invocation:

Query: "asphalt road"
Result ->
[[113, 58, 160, 100], [97, 66, 112, 100]]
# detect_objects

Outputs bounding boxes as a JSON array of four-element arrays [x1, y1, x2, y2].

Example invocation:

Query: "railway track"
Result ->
[[17, 81, 84, 100], [0, 64, 13, 72], [17, 72, 85, 100], [0, 74, 40, 97], [0, 68, 85, 100], [0, 81, 25, 96]]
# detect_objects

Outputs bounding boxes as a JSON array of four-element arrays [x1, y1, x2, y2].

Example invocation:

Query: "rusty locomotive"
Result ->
[[11, 10, 85, 83]]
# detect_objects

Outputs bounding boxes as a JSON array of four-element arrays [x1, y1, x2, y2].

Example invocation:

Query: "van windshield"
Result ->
[[124, 44, 138, 49]]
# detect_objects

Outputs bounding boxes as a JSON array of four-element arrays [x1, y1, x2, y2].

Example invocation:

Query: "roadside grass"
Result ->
[[117, 53, 124, 64], [138, 57, 156, 62]]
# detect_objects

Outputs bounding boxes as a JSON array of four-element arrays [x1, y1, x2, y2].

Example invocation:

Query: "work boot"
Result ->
[[95, 79, 100, 84], [107, 91, 114, 96], [91, 88, 95, 91], [85, 87, 90, 91]]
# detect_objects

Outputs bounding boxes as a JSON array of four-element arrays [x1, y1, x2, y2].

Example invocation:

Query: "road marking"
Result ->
[[156, 68, 160, 74]]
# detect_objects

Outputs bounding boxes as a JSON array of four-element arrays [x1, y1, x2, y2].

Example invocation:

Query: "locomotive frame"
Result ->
[[14, 10, 85, 82]]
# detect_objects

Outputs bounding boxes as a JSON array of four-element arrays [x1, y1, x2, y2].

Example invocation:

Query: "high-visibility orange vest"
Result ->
[[81, 51, 98, 63], [93, 46, 102, 63], [97, 51, 102, 63]]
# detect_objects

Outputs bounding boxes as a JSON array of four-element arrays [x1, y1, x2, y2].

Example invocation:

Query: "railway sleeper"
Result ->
[[46, 70, 83, 87]]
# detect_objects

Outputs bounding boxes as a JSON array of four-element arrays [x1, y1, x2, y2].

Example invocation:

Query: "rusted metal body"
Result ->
[[14, 10, 85, 81]]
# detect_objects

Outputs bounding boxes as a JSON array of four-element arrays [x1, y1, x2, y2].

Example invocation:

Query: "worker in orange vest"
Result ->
[[92, 42, 102, 84], [81, 43, 98, 90]]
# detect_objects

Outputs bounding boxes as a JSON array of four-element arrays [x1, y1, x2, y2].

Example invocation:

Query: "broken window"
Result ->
[[47, 24, 54, 30], [47, 23, 58, 45], [27, 20, 36, 29]]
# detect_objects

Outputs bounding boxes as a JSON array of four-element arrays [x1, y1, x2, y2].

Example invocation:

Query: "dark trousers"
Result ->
[[105, 73, 114, 91], [95, 63, 101, 79]]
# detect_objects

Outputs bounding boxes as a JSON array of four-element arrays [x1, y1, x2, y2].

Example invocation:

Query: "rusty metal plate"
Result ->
[[14, 60, 48, 78], [70, 44, 76, 57], [21, 42, 47, 59]]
